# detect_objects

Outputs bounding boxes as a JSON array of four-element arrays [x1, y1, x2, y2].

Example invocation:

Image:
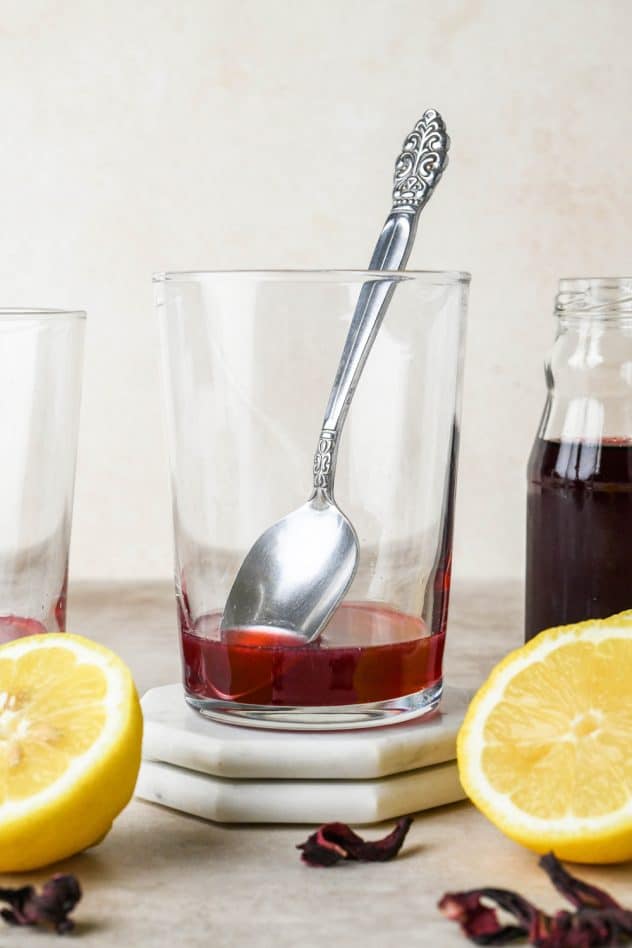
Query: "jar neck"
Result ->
[[540, 280, 632, 444], [556, 278, 632, 324]]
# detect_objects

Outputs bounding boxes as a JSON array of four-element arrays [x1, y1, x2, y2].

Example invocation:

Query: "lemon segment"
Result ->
[[0, 633, 142, 871], [457, 614, 632, 863]]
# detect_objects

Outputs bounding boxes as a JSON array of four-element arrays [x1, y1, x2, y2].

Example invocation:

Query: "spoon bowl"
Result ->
[[221, 494, 358, 641]]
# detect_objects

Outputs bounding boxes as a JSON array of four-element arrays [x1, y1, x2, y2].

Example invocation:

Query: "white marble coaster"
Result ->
[[136, 758, 465, 824], [141, 684, 471, 780]]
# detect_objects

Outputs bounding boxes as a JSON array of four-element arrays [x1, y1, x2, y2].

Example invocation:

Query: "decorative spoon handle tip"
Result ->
[[392, 108, 450, 212]]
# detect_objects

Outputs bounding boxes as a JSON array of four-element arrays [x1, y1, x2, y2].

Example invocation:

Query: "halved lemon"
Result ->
[[0, 633, 142, 871], [458, 613, 632, 863]]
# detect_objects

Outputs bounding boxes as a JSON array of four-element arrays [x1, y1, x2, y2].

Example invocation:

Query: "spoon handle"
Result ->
[[312, 109, 450, 495]]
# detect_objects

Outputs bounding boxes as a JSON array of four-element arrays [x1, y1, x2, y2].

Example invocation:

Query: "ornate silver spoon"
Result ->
[[221, 110, 450, 644]]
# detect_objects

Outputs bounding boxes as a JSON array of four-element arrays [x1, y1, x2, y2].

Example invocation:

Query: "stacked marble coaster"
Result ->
[[135, 684, 470, 824]]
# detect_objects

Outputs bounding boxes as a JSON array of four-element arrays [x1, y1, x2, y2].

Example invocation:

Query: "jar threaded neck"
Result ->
[[556, 278, 632, 318]]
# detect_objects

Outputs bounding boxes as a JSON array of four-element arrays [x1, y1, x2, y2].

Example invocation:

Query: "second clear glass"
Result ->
[[0, 309, 85, 641], [157, 270, 469, 728]]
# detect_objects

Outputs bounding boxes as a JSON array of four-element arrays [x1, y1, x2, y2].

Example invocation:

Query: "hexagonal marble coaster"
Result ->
[[136, 758, 464, 825], [141, 684, 471, 780]]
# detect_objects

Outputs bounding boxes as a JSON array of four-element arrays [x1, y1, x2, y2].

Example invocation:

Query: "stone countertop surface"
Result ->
[[8, 580, 632, 946]]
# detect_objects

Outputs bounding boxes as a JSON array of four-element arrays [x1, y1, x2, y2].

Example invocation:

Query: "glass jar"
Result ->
[[526, 278, 632, 641], [157, 270, 469, 728]]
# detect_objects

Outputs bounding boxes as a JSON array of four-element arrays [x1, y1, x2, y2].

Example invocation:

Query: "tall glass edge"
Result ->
[[153, 269, 471, 285]]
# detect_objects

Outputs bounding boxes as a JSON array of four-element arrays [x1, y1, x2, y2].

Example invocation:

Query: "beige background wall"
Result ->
[[0, 0, 630, 583]]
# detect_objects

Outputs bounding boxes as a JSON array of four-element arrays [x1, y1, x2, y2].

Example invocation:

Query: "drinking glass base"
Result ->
[[185, 679, 443, 731]]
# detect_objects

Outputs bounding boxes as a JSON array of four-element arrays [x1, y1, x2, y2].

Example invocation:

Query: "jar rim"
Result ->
[[556, 278, 632, 317]]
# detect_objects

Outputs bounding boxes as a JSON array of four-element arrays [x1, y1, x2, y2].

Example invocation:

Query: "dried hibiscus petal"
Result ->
[[539, 852, 621, 911], [439, 853, 632, 947], [0, 874, 81, 934], [298, 815, 413, 867], [438, 889, 529, 944]]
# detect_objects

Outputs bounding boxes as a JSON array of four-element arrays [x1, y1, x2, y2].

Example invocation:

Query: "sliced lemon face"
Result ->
[[457, 614, 632, 863], [0, 633, 142, 871]]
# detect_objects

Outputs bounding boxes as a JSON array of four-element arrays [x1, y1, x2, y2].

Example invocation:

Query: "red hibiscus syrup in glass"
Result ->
[[180, 601, 447, 709], [525, 279, 632, 641]]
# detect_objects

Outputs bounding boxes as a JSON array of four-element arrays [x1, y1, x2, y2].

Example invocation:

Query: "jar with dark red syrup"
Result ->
[[526, 278, 632, 641]]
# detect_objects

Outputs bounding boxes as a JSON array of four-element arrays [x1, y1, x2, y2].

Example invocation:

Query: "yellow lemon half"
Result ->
[[457, 613, 632, 863], [0, 633, 142, 871]]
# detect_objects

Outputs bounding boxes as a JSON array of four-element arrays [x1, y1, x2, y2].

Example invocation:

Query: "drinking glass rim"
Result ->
[[153, 268, 470, 285], [0, 308, 86, 321]]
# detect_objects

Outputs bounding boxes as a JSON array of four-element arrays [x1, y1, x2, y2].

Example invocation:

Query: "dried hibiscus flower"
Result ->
[[438, 852, 632, 946], [298, 815, 413, 867], [0, 874, 81, 934]]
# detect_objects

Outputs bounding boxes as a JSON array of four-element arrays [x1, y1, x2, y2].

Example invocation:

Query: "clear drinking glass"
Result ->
[[157, 271, 469, 729], [0, 309, 85, 641]]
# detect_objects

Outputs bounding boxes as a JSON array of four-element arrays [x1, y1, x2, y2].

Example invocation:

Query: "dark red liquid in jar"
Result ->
[[180, 602, 445, 707], [526, 438, 632, 641]]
